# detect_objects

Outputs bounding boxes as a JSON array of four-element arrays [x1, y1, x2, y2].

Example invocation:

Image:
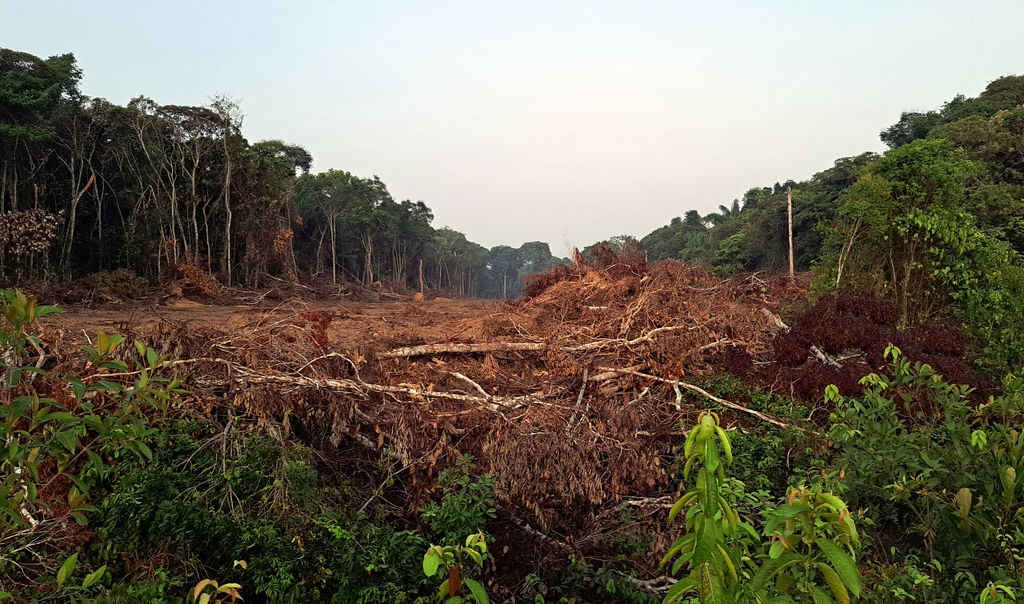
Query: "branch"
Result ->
[[377, 325, 697, 358], [810, 345, 843, 369], [379, 341, 546, 358], [596, 367, 792, 430]]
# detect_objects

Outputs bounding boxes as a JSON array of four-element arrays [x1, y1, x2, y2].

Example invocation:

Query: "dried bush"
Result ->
[[0, 208, 64, 259]]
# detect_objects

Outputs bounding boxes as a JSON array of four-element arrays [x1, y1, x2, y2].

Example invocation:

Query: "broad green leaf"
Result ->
[[669, 491, 697, 524], [57, 553, 78, 588], [55, 430, 77, 454], [136, 441, 153, 462], [716, 544, 738, 583], [34, 305, 64, 318], [776, 572, 797, 593], [82, 565, 107, 588], [663, 577, 698, 604], [697, 562, 727, 604], [0, 506, 29, 529], [811, 585, 838, 604], [437, 579, 450, 599], [423, 550, 441, 577], [464, 578, 489, 604], [818, 493, 848, 513], [702, 470, 720, 518], [692, 516, 720, 566], [714, 426, 733, 463], [816, 538, 861, 597], [752, 552, 800, 592], [817, 562, 850, 604], [769, 541, 785, 559], [772, 503, 812, 520], [705, 438, 721, 474], [81, 415, 108, 436]]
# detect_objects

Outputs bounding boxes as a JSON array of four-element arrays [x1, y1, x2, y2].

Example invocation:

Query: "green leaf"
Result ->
[[817, 562, 850, 604], [692, 516, 720, 566], [669, 491, 697, 524], [702, 470, 720, 518], [664, 577, 698, 604], [817, 493, 849, 513], [424, 550, 441, 577], [437, 579, 450, 599], [705, 438, 720, 474], [816, 538, 861, 597], [716, 543, 738, 583], [811, 585, 838, 604], [0, 506, 29, 529], [55, 430, 78, 454], [82, 565, 107, 588], [464, 578, 489, 604], [57, 553, 78, 588], [697, 562, 727, 604], [772, 503, 812, 520], [34, 305, 64, 318], [752, 552, 800, 592], [65, 377, 87, 401], [445, 597, 465, 604], [136, 441, 153, 462], [770, 540, 785, 559]]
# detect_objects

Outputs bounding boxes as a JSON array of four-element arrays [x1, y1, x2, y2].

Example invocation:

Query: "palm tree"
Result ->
[[704, 199, 742, 226]]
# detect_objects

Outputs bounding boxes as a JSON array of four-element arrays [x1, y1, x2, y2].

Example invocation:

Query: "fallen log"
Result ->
[[378, 326, 719, 359]]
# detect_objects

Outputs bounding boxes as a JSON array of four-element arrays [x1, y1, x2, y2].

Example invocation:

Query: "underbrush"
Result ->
[[5, 286, 1024, 604]]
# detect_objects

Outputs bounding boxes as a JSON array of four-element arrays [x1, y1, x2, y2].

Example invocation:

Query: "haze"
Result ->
[[4, 0, 1022, 254]]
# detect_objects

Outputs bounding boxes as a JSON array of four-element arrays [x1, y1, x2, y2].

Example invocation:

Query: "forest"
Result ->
[[0, 48, 564, 299], [4, 45, 1024, 604]]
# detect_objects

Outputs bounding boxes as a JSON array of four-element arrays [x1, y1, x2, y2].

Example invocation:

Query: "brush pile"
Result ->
[[36, 255, 816, 594]]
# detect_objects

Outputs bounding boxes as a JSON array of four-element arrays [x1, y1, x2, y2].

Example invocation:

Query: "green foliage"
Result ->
[[422, 532, 489, 603], [421, 455, 497, 546], [0, 290, 181, 601], [662, 411, 861, 604], [827, 345, 1024, 601]]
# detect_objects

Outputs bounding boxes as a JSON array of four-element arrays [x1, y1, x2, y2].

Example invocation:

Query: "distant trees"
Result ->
[[0, 47, 494, 294]]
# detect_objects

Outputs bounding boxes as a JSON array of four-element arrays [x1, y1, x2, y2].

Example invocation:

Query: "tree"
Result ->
[[0, 49, 81, 214], [294, 169, 361, 284], [487, 245, 522, 298]]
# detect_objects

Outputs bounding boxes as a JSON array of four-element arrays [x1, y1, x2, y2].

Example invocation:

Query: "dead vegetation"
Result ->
[[37, 256, 825, 593]]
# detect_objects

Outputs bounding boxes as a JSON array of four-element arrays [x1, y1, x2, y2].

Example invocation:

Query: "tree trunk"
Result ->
[[222, 151, 232, 285]]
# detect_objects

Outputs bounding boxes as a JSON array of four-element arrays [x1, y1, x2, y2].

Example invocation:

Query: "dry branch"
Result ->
[[377, 325, 696, 358], [596, 367, 792, 429], [810, 345, 843, 369]]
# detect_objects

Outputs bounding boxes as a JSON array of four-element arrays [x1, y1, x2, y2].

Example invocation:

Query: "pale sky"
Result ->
[[3, 1, 1023, 255]]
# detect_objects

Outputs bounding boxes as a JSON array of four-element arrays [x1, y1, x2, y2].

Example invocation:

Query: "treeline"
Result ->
[[639, 74, 1024, 373], [0, 48, 564, 297]]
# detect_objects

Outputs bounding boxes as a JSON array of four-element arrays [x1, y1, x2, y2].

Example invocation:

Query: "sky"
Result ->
[[3, 1, 1023, 256]]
